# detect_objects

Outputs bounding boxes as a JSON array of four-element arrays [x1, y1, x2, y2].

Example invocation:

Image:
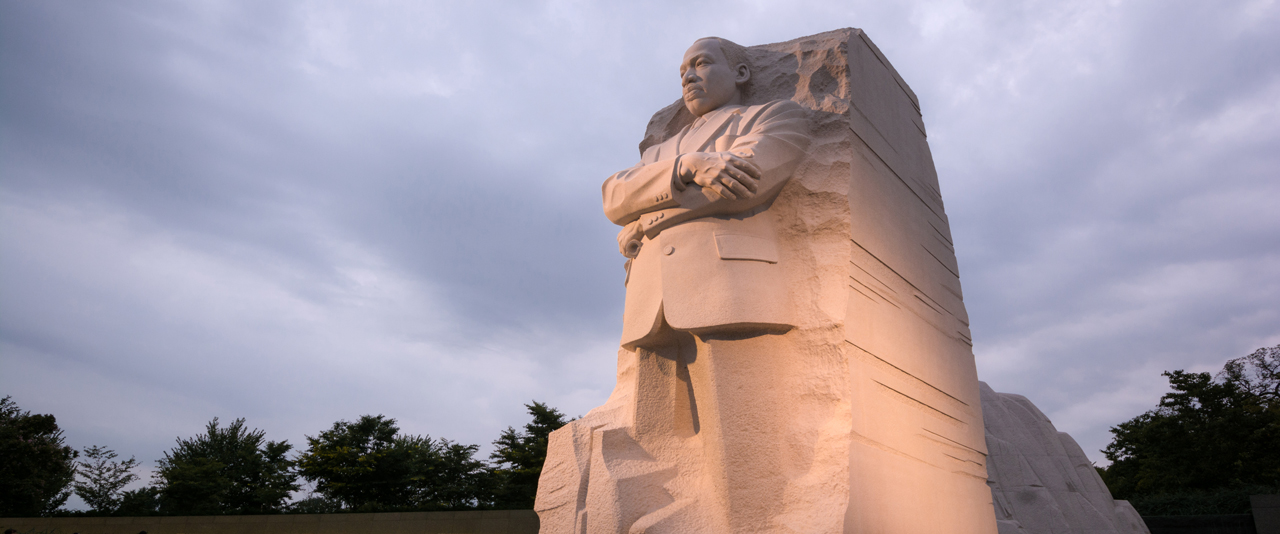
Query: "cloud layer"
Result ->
[[2, 0, 1276, 505]]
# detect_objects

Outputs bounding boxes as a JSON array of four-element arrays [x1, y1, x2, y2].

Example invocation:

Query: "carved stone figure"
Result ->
[[537, 29, 998, 533], [606, 37, 811, 349]]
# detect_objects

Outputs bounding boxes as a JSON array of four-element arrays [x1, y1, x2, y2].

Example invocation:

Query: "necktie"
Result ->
[[681, 115, 709, 153]]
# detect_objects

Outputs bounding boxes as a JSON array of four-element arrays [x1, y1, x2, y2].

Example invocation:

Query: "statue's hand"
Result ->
[[617, 221, 644, 258], [678, 152, 762, 200]]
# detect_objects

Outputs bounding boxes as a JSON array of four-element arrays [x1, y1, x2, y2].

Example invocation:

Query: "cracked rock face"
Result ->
[[982, 382, 1151, 534]]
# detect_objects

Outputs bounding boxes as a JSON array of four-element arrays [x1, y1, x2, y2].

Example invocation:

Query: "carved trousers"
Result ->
[[624, 325, 837, 533], [535, 323, 848, 534]]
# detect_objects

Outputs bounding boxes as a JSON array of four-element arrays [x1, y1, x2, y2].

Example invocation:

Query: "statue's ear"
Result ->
[[735, 64, 751, 84]]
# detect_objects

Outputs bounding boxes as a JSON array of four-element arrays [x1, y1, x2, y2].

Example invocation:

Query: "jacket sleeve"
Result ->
[[600, 150, 682, 226], [642, 99, 810, 237]]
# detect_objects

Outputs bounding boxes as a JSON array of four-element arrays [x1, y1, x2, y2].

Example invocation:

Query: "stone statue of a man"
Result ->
[[538, 29, 999, 534], [536, 37, 822, 534], [605, 37, 810, 351]]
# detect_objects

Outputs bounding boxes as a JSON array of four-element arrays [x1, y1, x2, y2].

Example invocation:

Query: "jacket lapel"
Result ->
[[678, 106, 744, 154], [647, 127, 687, 163]]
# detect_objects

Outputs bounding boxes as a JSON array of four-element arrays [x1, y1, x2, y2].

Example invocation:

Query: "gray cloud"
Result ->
[[1, 0, 1276, 506]]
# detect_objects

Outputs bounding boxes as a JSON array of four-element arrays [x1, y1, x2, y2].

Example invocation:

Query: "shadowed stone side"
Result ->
[[982, 382, 1151, 534]]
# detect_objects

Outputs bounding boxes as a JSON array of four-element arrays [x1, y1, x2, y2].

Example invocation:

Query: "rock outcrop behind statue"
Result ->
[[982, 382, 1150, 534]]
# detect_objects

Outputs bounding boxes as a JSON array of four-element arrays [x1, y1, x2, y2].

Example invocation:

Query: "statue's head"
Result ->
[[681, 37, 751, 117]]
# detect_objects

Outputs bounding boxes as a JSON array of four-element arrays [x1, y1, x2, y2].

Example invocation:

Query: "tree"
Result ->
[[74, 445, 141, 514], [116, 486, 162, 516], [1101, 345, 1280, 507], [296, 415, 420, 510], [426, 439, 496, 508], [296, 415, 494, 511], [0, 396, 78, 517], [154, 417, 298, 515], [1221, 344, 1280, 401], [490, 401, 569, 508], [286, 494, 342, 514]]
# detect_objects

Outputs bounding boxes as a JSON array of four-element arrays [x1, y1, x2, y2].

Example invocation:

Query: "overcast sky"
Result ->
[[2, 0, 1277, 507]]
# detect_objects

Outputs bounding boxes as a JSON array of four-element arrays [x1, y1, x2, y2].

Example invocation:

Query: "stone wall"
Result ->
[[0, 510, 538, 534]]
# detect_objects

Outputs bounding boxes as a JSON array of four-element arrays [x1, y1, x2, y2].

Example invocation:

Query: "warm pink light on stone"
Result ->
[[538, 28, 993, 533]]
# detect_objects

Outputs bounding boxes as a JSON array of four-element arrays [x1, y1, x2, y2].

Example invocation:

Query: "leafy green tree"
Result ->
[[1221, 344, 1280, 401], [490, 401, 569, 508], [1101, 345, 1280, 508], [286, 494, 342, 514], [154, 417, 298, 515], [427, 439, 496, 508], [0, 396, 78, 517], [296, 415, 494, 511], [73, 445, 140, 514], [116, 486, 162, 516], [296, 415, 419, 510]]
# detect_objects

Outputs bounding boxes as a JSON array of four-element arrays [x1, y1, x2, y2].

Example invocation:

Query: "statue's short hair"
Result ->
[[695, 36, 751, 80]]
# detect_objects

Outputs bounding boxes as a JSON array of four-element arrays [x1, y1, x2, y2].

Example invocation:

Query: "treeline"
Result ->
[[10, 344, 1276, 519], [0, 400, 568, 518], [1097, 344, 1280, 515]]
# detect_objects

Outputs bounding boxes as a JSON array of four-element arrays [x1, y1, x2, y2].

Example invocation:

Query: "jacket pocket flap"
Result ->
[[714, 234, 778, 263]]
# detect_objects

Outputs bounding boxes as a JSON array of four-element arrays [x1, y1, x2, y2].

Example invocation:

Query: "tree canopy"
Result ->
[[74, 445, 141, 514], [1101, 345, 1280, 511], [0, 396, 78, 517], [153, 417, 299, 515], [2, 400, 569, 515], [295, 414, 494, 511], [489, 401, 569, 508]]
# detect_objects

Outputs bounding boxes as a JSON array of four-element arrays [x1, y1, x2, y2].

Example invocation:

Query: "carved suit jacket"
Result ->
[[601, 99, 810, 349]]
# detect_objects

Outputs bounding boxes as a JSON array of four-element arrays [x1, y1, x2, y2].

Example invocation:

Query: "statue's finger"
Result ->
[[728, 155, 763, 179], [724, 177, 751, 198], [727, 167, 759, 192], [723, 178, 748, 198]]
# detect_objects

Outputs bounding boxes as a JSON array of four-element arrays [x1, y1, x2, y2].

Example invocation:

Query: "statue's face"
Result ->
[[680, 40, 746, 117]]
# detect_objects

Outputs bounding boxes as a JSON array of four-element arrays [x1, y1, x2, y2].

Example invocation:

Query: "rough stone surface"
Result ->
[[982, 382, 1151, 534], [536, 28, 995, 533]]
